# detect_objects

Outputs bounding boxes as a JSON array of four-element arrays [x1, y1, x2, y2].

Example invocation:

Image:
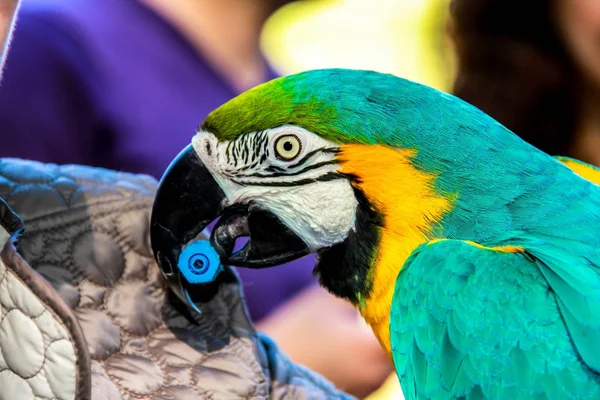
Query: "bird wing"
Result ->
[[555, 156, 600, 185], [390, 239, 600, 400]]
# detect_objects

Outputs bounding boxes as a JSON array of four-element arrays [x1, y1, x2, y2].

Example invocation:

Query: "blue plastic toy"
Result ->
[[177, 240, 223, 313], [178, 239, 223, 284]]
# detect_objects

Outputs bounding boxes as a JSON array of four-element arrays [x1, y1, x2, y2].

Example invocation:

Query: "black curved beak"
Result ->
[[150, 144, 311, 304]]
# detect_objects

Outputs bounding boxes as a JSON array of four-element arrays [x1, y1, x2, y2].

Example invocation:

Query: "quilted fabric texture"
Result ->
[[0, 252, 78, 399], [0, 158, 354, 400], [0, 197, 89, 400]]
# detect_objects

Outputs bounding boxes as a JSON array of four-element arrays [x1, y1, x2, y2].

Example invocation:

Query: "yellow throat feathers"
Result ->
[[336, 144, 454, 356]]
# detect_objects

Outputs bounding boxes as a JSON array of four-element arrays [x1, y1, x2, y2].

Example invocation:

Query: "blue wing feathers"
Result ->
[[557, 300, 600, 374], [525, 241, 600, 373], [439, 329, 464, 389], [390, 240, 600, 400]]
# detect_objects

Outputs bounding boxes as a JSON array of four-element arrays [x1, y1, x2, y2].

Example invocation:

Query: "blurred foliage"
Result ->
[[261, 0, 455, 92]]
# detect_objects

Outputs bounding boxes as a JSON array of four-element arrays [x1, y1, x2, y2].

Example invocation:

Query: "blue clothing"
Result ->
[[0, 0, 316, 321]]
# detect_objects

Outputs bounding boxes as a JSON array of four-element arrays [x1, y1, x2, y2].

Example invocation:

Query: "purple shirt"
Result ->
[[0, 0, 317, 321]]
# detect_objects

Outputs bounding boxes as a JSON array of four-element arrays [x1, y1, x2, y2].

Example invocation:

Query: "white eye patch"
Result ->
[[190, 126, 358, 252]]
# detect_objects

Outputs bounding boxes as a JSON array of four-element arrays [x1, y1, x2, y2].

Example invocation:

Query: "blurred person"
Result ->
[[0, 0, 20, 72], [450, 0, 600, 165], [0, 0, 391, 396]]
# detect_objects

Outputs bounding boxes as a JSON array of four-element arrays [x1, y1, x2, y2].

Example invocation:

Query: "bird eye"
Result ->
[[274, 134, 302, 161]]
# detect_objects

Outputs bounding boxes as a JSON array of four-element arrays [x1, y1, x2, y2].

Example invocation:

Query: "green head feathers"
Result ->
[[201, 68, 496, 148]]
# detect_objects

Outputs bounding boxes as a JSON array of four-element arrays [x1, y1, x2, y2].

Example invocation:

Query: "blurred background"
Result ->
[[261, 0, 454, 92], [2, 0, 597, 398]]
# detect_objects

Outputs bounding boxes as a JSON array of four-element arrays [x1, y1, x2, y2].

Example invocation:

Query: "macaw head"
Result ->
[[150, 68, 520, 307]]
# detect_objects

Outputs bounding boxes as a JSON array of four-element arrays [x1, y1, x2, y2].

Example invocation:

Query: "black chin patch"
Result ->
[[314, 187, 382, 304]]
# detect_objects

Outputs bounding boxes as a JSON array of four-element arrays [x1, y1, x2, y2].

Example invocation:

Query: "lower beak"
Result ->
[[211, 203, 311, 268], [150, 144, 311, 304]]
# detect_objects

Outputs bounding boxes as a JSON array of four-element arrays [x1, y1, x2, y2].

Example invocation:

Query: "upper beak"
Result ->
[[150, 143, 311, 301]]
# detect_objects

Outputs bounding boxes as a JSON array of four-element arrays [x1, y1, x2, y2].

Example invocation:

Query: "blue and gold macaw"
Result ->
[[150, 69, 600, 399]]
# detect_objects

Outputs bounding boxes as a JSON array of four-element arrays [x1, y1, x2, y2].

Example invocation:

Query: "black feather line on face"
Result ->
[[288, 147, 338, 169], [265, 164, 285, 172], [224, 131, 270, 169], [242, 137, 251, 164], [236, 160, 338, 179], [314, 184, 382, 304], [231, 172, 344, 187], [258, 131, 269, 156], [226, 141, 232, 164]]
